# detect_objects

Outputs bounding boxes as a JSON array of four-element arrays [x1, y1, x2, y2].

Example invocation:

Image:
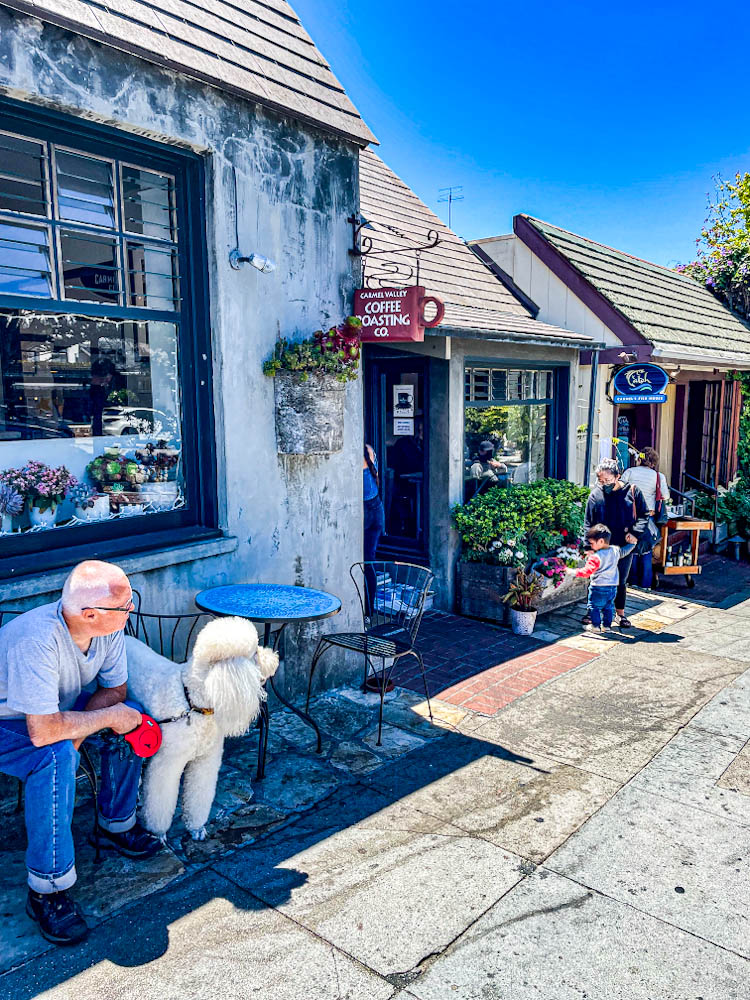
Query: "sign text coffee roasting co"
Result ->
[[354, 286, 445, 342]]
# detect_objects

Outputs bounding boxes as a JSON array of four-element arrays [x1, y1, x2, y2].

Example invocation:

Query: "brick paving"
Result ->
[[393, 611, 600, 715]]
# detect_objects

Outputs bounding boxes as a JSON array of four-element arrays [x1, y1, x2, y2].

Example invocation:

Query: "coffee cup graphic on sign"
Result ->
[[393, 384, 415, 417]]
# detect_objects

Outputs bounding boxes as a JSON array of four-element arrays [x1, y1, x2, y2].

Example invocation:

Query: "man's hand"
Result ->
[[108, 703, 142, 735], [625, 533, 638, 544]]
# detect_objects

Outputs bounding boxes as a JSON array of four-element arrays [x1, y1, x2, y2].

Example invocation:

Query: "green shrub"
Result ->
[[452, 478, 590, 565], [694, 479, 750, 536]]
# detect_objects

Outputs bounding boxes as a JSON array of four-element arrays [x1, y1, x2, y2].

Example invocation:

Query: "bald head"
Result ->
[[61, 560, 130, 615]]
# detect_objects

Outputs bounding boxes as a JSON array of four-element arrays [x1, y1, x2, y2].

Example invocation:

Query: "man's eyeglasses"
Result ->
[[83, 601, 134, 613]]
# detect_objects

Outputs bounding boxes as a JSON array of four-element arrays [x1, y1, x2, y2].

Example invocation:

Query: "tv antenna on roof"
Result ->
[[438, 185, 464, 229]]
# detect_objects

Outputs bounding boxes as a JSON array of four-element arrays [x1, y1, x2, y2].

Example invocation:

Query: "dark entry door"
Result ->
[[364, 349, 429, 562], [685, 381, 720, 487]]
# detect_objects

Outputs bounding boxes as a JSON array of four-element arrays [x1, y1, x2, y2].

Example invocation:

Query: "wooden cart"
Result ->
[[652, 517, 714, 589]]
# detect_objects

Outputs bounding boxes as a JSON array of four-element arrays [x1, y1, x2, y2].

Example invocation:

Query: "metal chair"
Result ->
[[126, 608, 272, 780], [306, 561, 434, 746]]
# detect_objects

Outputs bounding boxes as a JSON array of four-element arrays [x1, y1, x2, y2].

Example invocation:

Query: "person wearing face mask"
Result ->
[[582, 458, 649, 628]]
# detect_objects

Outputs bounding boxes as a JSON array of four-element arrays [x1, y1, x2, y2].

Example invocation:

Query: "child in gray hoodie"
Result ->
[[573, 524, 635, 633]]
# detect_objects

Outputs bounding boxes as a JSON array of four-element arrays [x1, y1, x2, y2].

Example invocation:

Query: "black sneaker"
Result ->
[[26, 889, 89, 946], [91, 820, 162, 859]]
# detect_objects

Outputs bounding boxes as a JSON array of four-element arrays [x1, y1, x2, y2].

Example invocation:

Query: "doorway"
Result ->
[[364, 349, 429, 562]]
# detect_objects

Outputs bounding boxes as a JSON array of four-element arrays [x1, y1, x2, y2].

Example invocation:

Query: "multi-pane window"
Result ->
[[464, 365, 555, 501], [0, 127, 188, 540]]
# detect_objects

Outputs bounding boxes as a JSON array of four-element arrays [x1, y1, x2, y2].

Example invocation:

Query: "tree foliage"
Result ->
[[679, 173, 750, 477]]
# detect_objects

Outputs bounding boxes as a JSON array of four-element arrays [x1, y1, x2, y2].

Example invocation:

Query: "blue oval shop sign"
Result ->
[[613, 363, 669, 404]]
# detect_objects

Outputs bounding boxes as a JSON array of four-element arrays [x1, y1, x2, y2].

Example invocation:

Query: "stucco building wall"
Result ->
[[0, 10, 364, 695]]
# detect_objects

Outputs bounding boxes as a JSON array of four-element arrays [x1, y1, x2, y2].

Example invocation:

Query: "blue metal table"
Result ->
[[194, 584, 341, 777]]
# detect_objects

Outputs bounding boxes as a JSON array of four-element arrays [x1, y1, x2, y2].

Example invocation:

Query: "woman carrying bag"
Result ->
[[622, 448, 671, 589], [583, 459, 649, 627]]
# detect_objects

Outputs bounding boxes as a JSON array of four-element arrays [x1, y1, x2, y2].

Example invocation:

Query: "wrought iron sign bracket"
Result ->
[[347, 215, 442, 258]]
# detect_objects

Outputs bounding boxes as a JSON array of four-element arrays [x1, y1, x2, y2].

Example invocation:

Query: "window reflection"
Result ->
[[55, 150, 115, 228], [0, 221, 52, 298], [0, 311, 183, 529], [60, 231, 119, 303], [464, 365, 553, 501]]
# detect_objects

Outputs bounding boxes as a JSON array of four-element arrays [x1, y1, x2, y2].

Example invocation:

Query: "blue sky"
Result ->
[[293, 0, 750, 267]]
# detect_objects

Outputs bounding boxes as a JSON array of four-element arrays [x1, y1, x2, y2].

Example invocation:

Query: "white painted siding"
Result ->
[[477, 235, 617, 347]]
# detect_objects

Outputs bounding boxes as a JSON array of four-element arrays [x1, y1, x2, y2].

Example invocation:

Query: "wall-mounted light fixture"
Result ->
[[229, 249, 276, 273]]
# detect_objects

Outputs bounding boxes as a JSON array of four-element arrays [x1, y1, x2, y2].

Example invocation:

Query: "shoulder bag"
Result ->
[[653, 472, 670, 526], [632, 487, 660, 555]]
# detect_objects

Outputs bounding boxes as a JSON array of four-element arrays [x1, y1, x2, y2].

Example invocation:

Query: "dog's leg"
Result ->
[[256, 646, 279, 681], [181, 735, 225, 841], [141, 731, 192, 838]]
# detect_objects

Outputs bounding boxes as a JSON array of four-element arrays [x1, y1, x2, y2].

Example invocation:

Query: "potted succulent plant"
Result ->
[[70, 483, 109, 522], [263, 316, 361, 454], [502, 569, 544, 635], [0, 482, 23, 533]]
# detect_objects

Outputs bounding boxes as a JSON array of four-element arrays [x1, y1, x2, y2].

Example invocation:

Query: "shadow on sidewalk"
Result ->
[[0, 699, 543, 996]]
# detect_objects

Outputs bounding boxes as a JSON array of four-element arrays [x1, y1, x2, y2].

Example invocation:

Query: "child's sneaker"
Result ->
[[584, 623, 602, 635]]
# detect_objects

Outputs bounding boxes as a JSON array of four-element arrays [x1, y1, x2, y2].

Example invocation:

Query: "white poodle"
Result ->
[[125, 616, 279, 840]]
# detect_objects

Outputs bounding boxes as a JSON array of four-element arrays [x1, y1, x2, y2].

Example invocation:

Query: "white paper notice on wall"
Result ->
[[598, 437, 612, 462], [393, 418, 414, 436], [393, 384, 415, 418]]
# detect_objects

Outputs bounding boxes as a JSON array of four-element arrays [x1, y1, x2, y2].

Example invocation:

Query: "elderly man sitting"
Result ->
[[0, 560, 161, 946]]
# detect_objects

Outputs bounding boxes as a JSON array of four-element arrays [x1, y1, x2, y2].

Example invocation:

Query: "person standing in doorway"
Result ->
[[583, 458, 649, 628], [622, 448, 670, 589], [363, 444, 385, 616]]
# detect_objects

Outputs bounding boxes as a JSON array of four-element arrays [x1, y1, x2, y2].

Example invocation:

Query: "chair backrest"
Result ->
[[0, 609, 24, 628], [126, 609, 211, 663], [351, 560, 434, 644]]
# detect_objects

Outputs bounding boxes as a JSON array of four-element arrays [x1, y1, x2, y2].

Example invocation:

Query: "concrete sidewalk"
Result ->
[[1, 593, 749, 999]]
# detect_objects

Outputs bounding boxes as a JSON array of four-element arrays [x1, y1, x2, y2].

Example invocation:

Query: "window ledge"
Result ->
[[0, 534, 238, 603]]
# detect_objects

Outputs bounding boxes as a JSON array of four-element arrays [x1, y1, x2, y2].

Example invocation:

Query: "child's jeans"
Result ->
[[587, 585, 617, 627]]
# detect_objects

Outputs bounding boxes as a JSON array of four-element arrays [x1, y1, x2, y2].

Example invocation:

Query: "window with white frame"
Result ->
[[464, 365, 555, 501]]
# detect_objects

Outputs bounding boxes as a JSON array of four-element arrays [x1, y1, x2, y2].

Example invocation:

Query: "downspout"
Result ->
[[582, 349, 600, 487]]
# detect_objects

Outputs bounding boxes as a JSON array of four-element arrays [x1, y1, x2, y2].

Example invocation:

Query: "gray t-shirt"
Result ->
[[0, 600, 127, 719]]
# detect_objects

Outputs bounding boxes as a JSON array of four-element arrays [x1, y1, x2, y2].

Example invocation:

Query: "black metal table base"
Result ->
[[255, 622, 323, 778]]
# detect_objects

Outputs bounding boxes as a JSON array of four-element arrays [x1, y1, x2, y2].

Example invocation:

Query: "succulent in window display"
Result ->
[[87, 451, 147, 488], [69, 483, 97, 511], [0, 483, 23, 518], [134, 440, 180, 482]]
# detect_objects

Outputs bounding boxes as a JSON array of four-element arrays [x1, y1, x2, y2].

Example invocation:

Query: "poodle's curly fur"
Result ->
[[125, 616, 278, 840]]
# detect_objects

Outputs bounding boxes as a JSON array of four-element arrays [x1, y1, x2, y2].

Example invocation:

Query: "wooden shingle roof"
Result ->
[[359, 151, 593, 345], [2, 0, 376, 145], [519, 215, 750, 363]]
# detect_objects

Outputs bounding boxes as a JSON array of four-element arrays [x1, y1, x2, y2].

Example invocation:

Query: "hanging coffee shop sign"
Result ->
[[612, 363, 669, 404], [354, 286, 445, 343]]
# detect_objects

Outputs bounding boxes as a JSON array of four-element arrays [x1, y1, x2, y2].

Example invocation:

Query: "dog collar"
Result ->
[[158, 685, 214, 725]]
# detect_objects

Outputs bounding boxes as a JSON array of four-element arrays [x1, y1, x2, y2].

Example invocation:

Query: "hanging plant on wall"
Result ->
[[263, 316, 362, 383], [263, 316, 362, 455]]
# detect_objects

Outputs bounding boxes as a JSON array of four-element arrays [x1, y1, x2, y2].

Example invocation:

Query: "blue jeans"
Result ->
[[363, 496, 385, 615], [587, 585, 617, 627], [629, 550, 653, 589], [0, 696, 144, 893]]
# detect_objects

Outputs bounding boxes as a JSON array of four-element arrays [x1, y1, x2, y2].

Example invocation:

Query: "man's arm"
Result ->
[[26, 699, 141, 748], [84, 681, 127, 713]]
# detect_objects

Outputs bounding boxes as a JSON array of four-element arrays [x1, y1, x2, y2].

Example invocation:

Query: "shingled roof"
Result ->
[[359, 151, 593, 346], [2, 0, 376, 145], [516, 215, 750, 364]]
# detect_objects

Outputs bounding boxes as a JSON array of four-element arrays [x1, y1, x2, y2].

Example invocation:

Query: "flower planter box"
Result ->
[[457, 560, 588, 624], [457, 562, 517, 624], [535, 570, 588, 613], [274, 372, 346, 455]]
